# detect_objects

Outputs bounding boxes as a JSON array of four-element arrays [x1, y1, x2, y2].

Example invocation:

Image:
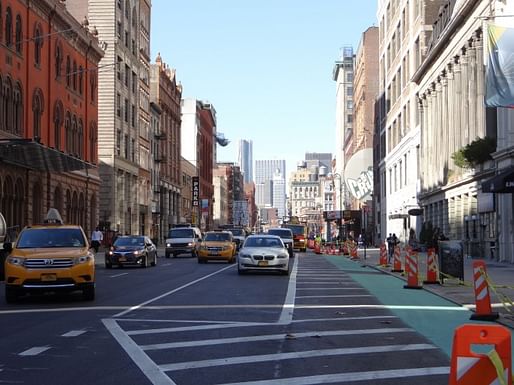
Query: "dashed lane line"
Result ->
[[109, 273, 129, 278], [278, 256, 298, 324], [19, 346, 51, 356], [159, 343, 437, 371], [61, 330, 87, 337], [140, 327, 414, 351]]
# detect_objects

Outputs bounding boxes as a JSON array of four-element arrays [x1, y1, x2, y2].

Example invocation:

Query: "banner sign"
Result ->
[[485, 24, 514, 107], [192, 176, 199, 207]]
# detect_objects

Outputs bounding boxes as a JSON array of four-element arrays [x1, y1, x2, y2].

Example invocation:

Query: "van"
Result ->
[[165, 226, 202, 258]]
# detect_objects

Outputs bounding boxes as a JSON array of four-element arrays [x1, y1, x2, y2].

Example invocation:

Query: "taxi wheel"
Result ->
[[5, 286, 19, 303], [141, 255, 148, 268], [83, 286, 95, 301]]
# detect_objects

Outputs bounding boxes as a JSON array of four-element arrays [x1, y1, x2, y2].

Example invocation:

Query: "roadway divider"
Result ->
[[449, 324, 511, 385]]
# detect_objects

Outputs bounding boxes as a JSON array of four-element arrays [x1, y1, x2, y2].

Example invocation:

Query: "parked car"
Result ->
[[3, 208, 95, 303], [197, 231, 237, 264], [105, 235, 157, 268], [238, 234, 290, 275], [165, 226, 202, 258], [267, 228, 294, 258]]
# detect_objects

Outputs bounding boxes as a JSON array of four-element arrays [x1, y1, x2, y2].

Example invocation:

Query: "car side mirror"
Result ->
[[3, 242, 12, 253]]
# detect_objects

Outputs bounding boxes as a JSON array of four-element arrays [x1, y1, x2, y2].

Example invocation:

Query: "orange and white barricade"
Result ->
[[391, 245, 403, 272], [379, 243, 388, 266], [470, 260, 499, 321], [449, 324, 511, 385], [423, 247, 440, 284], [350, 242, 359, 260], [403, 248, 422, 289]]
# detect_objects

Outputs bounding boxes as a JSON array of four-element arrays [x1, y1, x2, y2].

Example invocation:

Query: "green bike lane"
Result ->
[[324, 255, 514, 366]]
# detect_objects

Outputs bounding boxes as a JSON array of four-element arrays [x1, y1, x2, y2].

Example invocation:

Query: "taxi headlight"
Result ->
[[6, 256, 24, 266], [133, 250, 141, 256], [187, 242, 193, 247], [75, 255, 93, 264], [166, 243, 171, 247]]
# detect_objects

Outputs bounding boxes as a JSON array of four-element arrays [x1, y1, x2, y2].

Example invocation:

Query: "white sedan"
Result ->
[[237, 234, 290, 275]]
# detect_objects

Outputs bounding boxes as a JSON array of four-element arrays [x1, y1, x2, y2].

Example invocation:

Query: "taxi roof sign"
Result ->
[[44, 208, 63, 224]]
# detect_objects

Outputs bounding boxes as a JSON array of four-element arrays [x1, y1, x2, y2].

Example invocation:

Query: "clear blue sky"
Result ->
[[151, 1, 378, 176]]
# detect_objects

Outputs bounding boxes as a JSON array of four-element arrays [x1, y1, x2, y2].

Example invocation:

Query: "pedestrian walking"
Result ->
[[91, 227, 103, 253], [386, 233, 394, 263]]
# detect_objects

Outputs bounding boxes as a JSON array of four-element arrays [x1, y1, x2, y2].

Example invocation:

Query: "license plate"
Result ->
[[41, 274, 57, 282], [210, 252, 219, 256], [118, 257, 126, 262], [258, 260, 268, 266]]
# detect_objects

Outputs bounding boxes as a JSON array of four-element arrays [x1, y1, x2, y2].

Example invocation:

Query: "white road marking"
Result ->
[[109, 273, 129, 278], [113, 264, 235, 317], [295, 287, 361, 290], [278, 256, 298, 324], [61, 330, 87, 337], [219, 366, 450, 385], [102, 318, 176, 385], [160, 343, 437, 371], [127, 322, 269, 336], [141, 327, 413, 350], [19, 346, 51, 356], [296, 294, 372, 298]]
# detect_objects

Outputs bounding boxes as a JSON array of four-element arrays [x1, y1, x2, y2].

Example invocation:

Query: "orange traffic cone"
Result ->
[[391, 245, 403, 272], [449, 324, 511, 385], [423, 247, 440, 284], [470, 261, 499, 321], [403, 248, 422, 289], [350, 242, 359, 260], [378, 243, 388, 266]]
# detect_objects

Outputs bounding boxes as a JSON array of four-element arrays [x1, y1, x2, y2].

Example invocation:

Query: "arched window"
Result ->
[[34, 25, 42, 66], [3, 76, 11, 133], [53, 185, 63, 214], [5, 7, 12, 47], [71, 115, 77, 155], [89, 121, 97, 162], [78, 118, 83, 158], [55, 43, 62, 78], [78, 66, 83, 94], [32, 89, 43, 140], [90, 71, 97, 103], [32, 181, 43, 225], [66, 56, 71, 87], [13, 81, 22, 135], [72, 60, 77, 90], [53, 101, 63, 150], [14, 14, 21, 53], [132, 6, 137, 27], [65, 112, 71, 152]]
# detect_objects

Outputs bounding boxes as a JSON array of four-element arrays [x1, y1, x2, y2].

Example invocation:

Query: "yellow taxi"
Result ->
[[3, 208, 95, 303], [197, 230, 237, 264]]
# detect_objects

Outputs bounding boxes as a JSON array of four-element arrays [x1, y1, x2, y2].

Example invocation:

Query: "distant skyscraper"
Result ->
[[255, 160, 286, 215], [238, 139, 253, 183], [255, 160, 286, 184]]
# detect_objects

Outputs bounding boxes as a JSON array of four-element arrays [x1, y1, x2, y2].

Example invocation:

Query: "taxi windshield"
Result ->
[[204, 232, 230, 242], [16, 228, 86, 248]]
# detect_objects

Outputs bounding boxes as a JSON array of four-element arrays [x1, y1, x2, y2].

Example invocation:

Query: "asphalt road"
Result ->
[[0, 249, 482, 385]]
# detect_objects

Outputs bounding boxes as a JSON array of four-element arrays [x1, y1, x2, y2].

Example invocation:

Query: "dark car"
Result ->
[[105, 235, 157, 268], [226, 228, 246, 250], [267, 228, 294, 258]]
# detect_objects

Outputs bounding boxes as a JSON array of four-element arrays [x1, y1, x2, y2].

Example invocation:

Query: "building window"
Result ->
[[124, 98, 128, 122], [34, 26, 42, 66], [78, 119, 84, 158], [53, 101, 63, 150], [131, 104, 135, 127], [78, 66, 83, 94], [5, 7, 12, 47], [116, 93, 121, 117], [125, 64, 129, 87], [116, 129, 121, 155], [14, 14, 21, 53], [32, 89, 43, 140], [71, 116, 78, 155], [66, 56, 71, 87], [124, 134, 129, 158], [132, 71, 136, 93], [72, 61, 77, 90], [131, 138, 135, 162], [90, 72, 97, 103], [65, 112, 71, 152], [55, 43, 62, 78]]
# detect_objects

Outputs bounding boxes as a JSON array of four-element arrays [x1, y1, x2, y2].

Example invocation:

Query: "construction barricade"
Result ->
[[403, 248, 422, 289], [378, 243, 388, 266], [470, 260, 499, 321], [449, 324, 511, 385], [391, 245, 403, 273], [350, 241, 359, 260], [423, 247, 440, 284]]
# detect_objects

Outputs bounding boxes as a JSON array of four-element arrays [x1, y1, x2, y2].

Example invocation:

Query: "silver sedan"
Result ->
[[237, 234, 290, 275]]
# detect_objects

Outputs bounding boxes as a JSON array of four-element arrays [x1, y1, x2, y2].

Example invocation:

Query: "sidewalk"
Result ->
[[352, 246, 514, 329]]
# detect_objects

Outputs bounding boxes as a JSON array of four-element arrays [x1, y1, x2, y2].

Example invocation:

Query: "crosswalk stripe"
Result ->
[[140, 327, 413, 350], [160, 343, 437, 371], [19, 346, 51, 356]]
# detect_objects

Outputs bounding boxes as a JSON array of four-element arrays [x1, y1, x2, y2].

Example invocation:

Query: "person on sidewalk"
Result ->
[[91, 227, 103, 253], [386, 233, 394, 263]]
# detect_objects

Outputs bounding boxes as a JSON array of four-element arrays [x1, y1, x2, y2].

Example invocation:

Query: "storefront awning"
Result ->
[[481, 167, 514, 193], [0, 139, 95, 173]]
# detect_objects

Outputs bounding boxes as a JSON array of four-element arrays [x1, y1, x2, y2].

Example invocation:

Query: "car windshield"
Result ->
[[114, 236, 145, 247], [168, 228, 194, 238], [16, 228, 86, 248], [205, 232, 231, 242], [268, 229, 293, 239], [244, 237, 283, 248], [228, 228, 244, 236]]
